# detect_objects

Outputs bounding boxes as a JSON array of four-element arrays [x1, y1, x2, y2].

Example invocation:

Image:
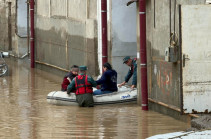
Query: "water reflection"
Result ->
[[141, 111, 149, 139], [0, 58, 190, 138]]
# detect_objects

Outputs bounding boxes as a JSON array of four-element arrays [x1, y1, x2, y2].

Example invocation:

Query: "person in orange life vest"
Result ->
[[67, 66, 97, 107], [118, 56, 137, 89], [93, 62, 118, 95], [61, 65, 79, 91]]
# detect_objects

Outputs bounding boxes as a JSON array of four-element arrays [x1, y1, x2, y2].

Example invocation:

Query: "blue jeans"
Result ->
[[93, 89, 113, 95]]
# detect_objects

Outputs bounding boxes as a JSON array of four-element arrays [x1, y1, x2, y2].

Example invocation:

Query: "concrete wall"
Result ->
[[17, 0, 27, 37], [16, 0, 28, 57], [35, 0, 98, 76], [145, 0, 206, 109], [0, 0, 28, 57], [111, 0, 137, 84], [0, 1, 13, 51]]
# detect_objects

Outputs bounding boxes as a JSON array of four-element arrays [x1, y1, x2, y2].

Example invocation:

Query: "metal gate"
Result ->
[[181, 5, 211, 114]]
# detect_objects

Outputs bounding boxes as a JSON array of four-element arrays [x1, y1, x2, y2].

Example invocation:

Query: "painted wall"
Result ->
[[111, 0, 137, 84], [145, 0, 206, 109], [35, 0, 98, 76], [97, 0, 111, 74]]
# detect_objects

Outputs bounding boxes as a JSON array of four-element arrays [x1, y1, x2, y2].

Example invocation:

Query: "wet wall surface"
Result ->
[[0, 1, 28, 56], [0, 1, 14, 51], [146, 0, 206, 109], [0, 58, 190, 138], [35, 16, 99, 76]]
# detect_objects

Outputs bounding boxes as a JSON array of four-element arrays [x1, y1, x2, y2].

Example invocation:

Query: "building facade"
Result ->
[[140, 0, 210, 115], [1, 0, 211, 116], [35, 0, 99, 76], [0, 0, 28, 57]]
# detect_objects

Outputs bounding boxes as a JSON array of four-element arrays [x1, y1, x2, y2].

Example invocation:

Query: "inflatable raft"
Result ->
[[47, 86, 137, 106]]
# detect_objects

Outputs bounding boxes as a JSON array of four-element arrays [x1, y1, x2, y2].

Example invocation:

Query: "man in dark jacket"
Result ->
[[61, 65, 79, 91], [118, 56, 137, 89], [67, 66, 97, 107], [93, 62, 118, 95]]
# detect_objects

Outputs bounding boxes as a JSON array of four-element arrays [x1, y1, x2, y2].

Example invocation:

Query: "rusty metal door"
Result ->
[[181, 5, 211, 114]]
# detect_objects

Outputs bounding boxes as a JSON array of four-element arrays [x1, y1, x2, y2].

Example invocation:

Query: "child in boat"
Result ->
[[61, 65, 79, 91], [93, 62, 118, 95]]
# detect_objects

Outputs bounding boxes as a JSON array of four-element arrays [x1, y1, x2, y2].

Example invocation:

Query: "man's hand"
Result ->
[[118, 81, 126, 87], [131, 85, 136, 89], [67, 88, 71, 95], [67, 77, 71, 82]]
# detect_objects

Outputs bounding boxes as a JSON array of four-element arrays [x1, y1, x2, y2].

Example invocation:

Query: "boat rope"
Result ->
[[51, 91, 58, 103]]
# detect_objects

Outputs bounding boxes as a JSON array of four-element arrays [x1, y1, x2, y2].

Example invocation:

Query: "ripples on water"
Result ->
[[0, 59, 189, 138]]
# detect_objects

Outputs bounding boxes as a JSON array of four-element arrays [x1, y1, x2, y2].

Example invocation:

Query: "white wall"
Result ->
[[97, 0, 102, 74], [17, 0, 27, 37], [111, 0, 137, 84]]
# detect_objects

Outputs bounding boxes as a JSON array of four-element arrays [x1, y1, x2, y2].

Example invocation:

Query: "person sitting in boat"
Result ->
[[61, 65, 79, 91], [67, 66, 97, 107], [118, 56, 137, 89], [93, 62, 118, 95]]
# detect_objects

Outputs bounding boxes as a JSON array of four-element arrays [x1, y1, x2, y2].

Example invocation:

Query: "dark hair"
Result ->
[[103, 62, 112, 70], [71, 65, 79, 69], [70, 65, 79, 71]]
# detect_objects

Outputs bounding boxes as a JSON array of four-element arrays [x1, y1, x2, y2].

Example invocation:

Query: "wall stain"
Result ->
[[35, 26, 98, 76], [185, 81, 211, 86]]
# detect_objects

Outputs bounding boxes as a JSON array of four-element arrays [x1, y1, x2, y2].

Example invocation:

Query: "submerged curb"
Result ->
[[147, 115, 211, 138], [191, 115, 211, 130], [147, 130, 211, 139]]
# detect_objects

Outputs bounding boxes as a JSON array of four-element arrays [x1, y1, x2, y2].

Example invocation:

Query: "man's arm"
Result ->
[[88, 76, 97, 87], [118, 69, 133, 87], [67, 78, 76, 94], [132, 64, 137, 86], [96, 73, 107, 85], [125, 69, 133, 83]]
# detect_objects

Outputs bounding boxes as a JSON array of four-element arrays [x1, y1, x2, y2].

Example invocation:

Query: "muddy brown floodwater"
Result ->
[[0, 58, 190, 138]]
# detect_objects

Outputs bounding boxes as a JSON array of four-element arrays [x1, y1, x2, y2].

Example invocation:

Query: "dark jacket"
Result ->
[[125, 58, 137, 85], [61, 72, 77, 91], [96, 69, 118, 92]]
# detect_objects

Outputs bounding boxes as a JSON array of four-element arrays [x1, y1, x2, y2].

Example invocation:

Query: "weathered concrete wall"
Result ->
[[0, 0, 28, 57], [0, 1, 15, 51], [17, 0, 27, 37], [145, 0, 206, 108], [16, 0, 28, 57], [111, 0, 137, 84], [0, 1, 9, 50], [35, 0, 98, 76]]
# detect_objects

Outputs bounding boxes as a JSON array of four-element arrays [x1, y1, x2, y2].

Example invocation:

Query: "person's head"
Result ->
[[79, 66, 87, 74], [71, 65, 79, 75], [103, 62, 112, 72], [123, 56, 132, 66]]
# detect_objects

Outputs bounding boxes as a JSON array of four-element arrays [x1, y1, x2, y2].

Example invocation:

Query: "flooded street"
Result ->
[[0, 58, 190, 138]]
